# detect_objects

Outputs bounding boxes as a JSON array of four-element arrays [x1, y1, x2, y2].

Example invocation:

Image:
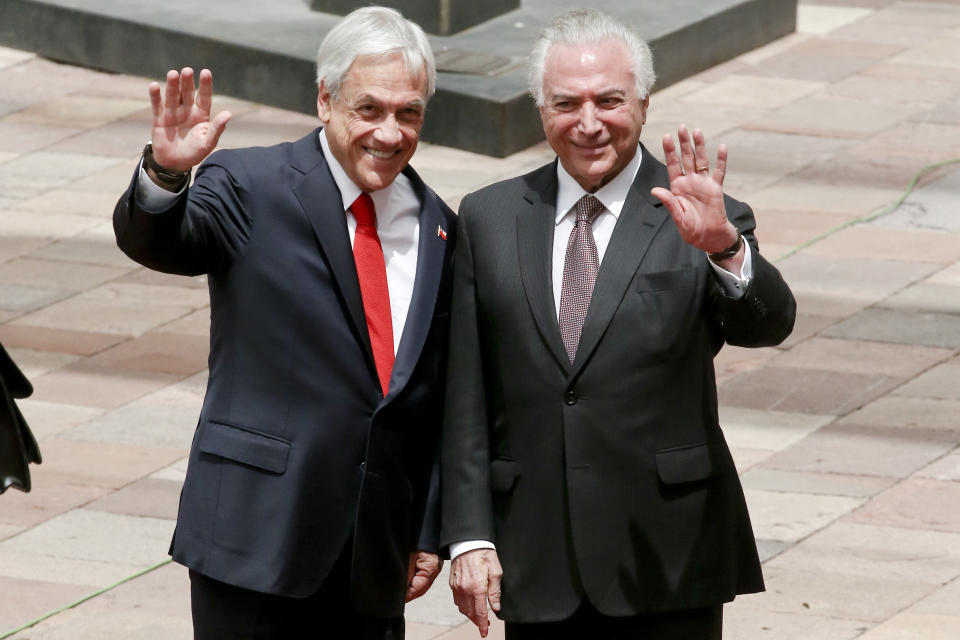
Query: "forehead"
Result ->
[[542, 39, 634, 96], [341, 53, 427, 102]]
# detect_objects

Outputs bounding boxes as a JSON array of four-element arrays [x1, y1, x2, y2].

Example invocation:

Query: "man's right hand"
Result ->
[[149, 67, 232, 173], [449, 548, 503, 638]]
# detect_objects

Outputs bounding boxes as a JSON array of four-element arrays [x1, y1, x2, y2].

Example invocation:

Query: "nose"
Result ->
[[577, 102, 601, 136], [374, 115, 403, 146]]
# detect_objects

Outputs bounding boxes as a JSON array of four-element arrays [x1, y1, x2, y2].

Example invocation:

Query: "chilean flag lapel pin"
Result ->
[[437, 225, 447, 241]]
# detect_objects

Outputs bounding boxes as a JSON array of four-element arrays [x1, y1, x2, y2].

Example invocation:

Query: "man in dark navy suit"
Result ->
[[113, 7, 455, 638]]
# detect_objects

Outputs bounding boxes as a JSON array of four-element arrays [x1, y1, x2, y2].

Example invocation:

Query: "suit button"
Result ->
[[565, 390, 577, 405]]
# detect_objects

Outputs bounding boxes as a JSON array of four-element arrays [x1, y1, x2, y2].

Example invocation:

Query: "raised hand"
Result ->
[[650, 125, 740, 256], [149, 67, 232, 172]]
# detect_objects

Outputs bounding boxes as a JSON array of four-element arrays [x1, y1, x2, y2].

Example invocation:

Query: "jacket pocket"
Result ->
[[489, 458, 519, 492], [198, 420, 290, 474], [635, 266, 696, 292], [655, 441, 732, 485]]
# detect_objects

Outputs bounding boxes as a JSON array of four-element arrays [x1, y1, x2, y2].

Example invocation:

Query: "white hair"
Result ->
[[316, 6, 436, 100], [527, 9, 656, 106]]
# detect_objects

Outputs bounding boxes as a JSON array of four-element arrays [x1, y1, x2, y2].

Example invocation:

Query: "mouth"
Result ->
[[364, 147, 400, 160]]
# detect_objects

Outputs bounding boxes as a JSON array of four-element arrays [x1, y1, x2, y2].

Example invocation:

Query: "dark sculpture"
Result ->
[[0, 342, 41, 493]]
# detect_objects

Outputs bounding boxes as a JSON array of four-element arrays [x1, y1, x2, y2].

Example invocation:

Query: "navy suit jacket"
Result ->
[[115, 129, 456, 616]]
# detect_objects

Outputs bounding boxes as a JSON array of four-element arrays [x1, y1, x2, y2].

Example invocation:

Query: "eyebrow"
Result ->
[[549, 88, 628, 102], [353, 94, 425, 109]]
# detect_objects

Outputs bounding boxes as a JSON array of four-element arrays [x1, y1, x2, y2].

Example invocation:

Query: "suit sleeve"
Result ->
[[113, 153, 254, 276], [708, 195, 796, 348], [439, 197, 495, 553]]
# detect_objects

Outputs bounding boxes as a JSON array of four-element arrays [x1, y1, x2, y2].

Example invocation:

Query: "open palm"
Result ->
[[149, 67, 232, 172]]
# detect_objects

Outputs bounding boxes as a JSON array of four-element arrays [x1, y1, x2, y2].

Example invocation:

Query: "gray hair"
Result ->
[[316, 6, 436, 100], [527, 9, 656, 106]]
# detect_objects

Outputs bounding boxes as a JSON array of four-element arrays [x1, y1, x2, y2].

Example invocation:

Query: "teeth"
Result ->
[[366, 148, 395, 159]]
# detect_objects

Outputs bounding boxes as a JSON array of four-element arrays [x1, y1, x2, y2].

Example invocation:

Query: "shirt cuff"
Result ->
[[708, 239, 753, 299], [450, 540, 496, 560], [136, 159, 187, 209]]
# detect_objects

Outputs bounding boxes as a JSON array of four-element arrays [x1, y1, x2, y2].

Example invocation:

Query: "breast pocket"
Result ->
[[635, 266, 697, 292]]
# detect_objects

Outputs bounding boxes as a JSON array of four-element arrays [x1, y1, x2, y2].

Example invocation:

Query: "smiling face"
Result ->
[[540, 39, 648, 192], [317, 53, 427, 192]]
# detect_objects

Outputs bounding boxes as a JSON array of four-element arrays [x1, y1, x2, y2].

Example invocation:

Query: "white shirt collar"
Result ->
[[555, 144, 643, 224], [319, 128, 412, 226]]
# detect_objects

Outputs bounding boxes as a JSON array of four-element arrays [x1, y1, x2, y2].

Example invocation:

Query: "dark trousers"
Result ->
[[189, 548, 403, 640], [505, 600, 722, 640]]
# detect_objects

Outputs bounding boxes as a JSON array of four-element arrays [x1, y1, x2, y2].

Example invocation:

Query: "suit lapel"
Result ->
[[290, 130, 375, 372], [385, 166, 449, 402], [570, 147, 670, 378], [517, 163, 570, 372]]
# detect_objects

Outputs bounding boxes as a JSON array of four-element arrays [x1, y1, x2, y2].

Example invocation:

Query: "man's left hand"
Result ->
[[406, 551, 443, 602], [651, 125, 743, 270]]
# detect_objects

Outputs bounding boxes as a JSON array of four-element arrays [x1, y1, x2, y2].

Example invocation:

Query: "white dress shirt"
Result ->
[[136, 130, 421, 355], [450, 145, 753, 561]]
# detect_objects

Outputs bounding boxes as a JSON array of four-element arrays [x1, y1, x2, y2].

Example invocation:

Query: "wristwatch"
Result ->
[[142, 142, 190, 190], [708, 230, 743, 261]]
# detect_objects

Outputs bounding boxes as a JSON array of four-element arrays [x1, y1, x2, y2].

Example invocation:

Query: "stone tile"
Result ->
[[63, 403, 199, 449], [749, 179, 903, 218], [64, 159, 137, 194], [216, 110, 319, 151], [14, 399, 105, 439], [0, 283, 74, 313], [797, 4, 873, 36], [912, 93, 960, 126], [746, 95, 920, 138], [406, 563, 465, 626], [779, 313, 841, 349], [851, 477, 960, 533], [890, 36, 960, 69], [0, 550, 142, 588], [729, 447, 774, 474], [0, 152, 122, 197], [744, 489, 864, 543], [755, 538, 789, 563], [5, 346, 80, 378], [791, 290, 872, 319], [433, 617, 505, 640], [857, 613, 960, 640], [87, 478, 182, 521], [0, 524, 23, 540], [917, 451, 960, 481], [802, 227, 960, 264], [762, 423, 957, 477], [117, 268, 208, 289], [155, 308, 211, 336], [0, 576, 93, 634], [0, 208, 103, 240], [713, 345, 780, 384], [751, 208, 853, 249], [0, 121, 84, 153], [29, 362, 182, 409], [719, 406, 833, 452], [6, 95, 145, 129], [137, 371, 207, 410], [88, 332, 209, 375], [1, 509, 174, 566], [407, 622, 454, 640], [909, 576, 960, 616], [33, 437, 185, 490], [868, 167, 960, 233], [926, 262, 960, 286], [0, 324, 126, 356], [27, 222, 140, 268], [681, 75, 825, 108], [768, 337, 953, 377], [767, 521, 960, 585], [741, 468, 896, 498], [822, 308, 960, 349], [149, 457, 189, 483], [723, 602, 869, 640], [863, 61, 960, 86], [0, 45, 35, 69], [18, 188, 125, 218], [0, 257, 130, 290], [49, 114, 155, 158], [738, 565, 935, 623], [743, 38, 903, 83], [826, 73, 959, 107], [643, 101, 768, 144], [840, 396, 960, 431], [718, 366, 903, 415], [0, 474, 109, 528], [880, 284, 960, 315]]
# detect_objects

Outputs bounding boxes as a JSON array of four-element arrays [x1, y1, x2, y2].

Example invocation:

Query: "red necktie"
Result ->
[[350, 193, 394, 394]]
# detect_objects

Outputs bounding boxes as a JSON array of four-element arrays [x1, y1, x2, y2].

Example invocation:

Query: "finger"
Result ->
[[164, 69, 180, 114], [204, 110, 232, 152], [487, 569, 502, 614], [692, 127, 710, 176], [196, 68, 214, 114], [180, 67, 196, 108], [714, 143, 728, 186], [651, 187, 689, 233], [149, 82, 163, 118], [472, 591, 489, 637], [677, 124, 695, 176], [660, 134, 682, 184]]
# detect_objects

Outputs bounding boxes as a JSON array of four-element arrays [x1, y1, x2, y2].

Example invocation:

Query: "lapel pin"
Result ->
[[437, 225, 447, 241]]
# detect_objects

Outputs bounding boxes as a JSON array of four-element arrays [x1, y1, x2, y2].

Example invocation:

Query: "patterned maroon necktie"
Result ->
[[559, 195, 605, 363], [350, 193, 394, 394]]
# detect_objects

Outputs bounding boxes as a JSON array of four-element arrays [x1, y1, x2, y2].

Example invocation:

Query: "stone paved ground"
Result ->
[[1, 1, 959, 638]]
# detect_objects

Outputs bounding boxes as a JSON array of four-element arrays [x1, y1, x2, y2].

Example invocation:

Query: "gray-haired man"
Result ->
[[441, 9, 795, 639], [114, 7, 455, 638]]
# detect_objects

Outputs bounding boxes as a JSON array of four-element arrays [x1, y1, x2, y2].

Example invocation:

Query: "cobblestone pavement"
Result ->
[[2, 1, 959, 638]]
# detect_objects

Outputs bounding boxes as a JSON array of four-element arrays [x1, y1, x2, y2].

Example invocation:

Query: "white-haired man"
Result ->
[[114, 7, 455, 638], [441, 9, 795, 639]]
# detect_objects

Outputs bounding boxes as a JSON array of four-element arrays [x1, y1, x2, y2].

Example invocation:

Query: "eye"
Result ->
[[599, 96, 624, 108], [552, 101, 574, 112], [399, 107, 423, 123]]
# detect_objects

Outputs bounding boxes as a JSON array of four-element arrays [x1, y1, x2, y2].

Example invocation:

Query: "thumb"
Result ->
[[206, 110, 232, 150], [487, 569, 502, 613]]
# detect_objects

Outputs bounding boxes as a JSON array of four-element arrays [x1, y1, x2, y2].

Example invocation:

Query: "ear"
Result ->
[[317, 82, 332, 124], [640, 95, 650, 125]]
